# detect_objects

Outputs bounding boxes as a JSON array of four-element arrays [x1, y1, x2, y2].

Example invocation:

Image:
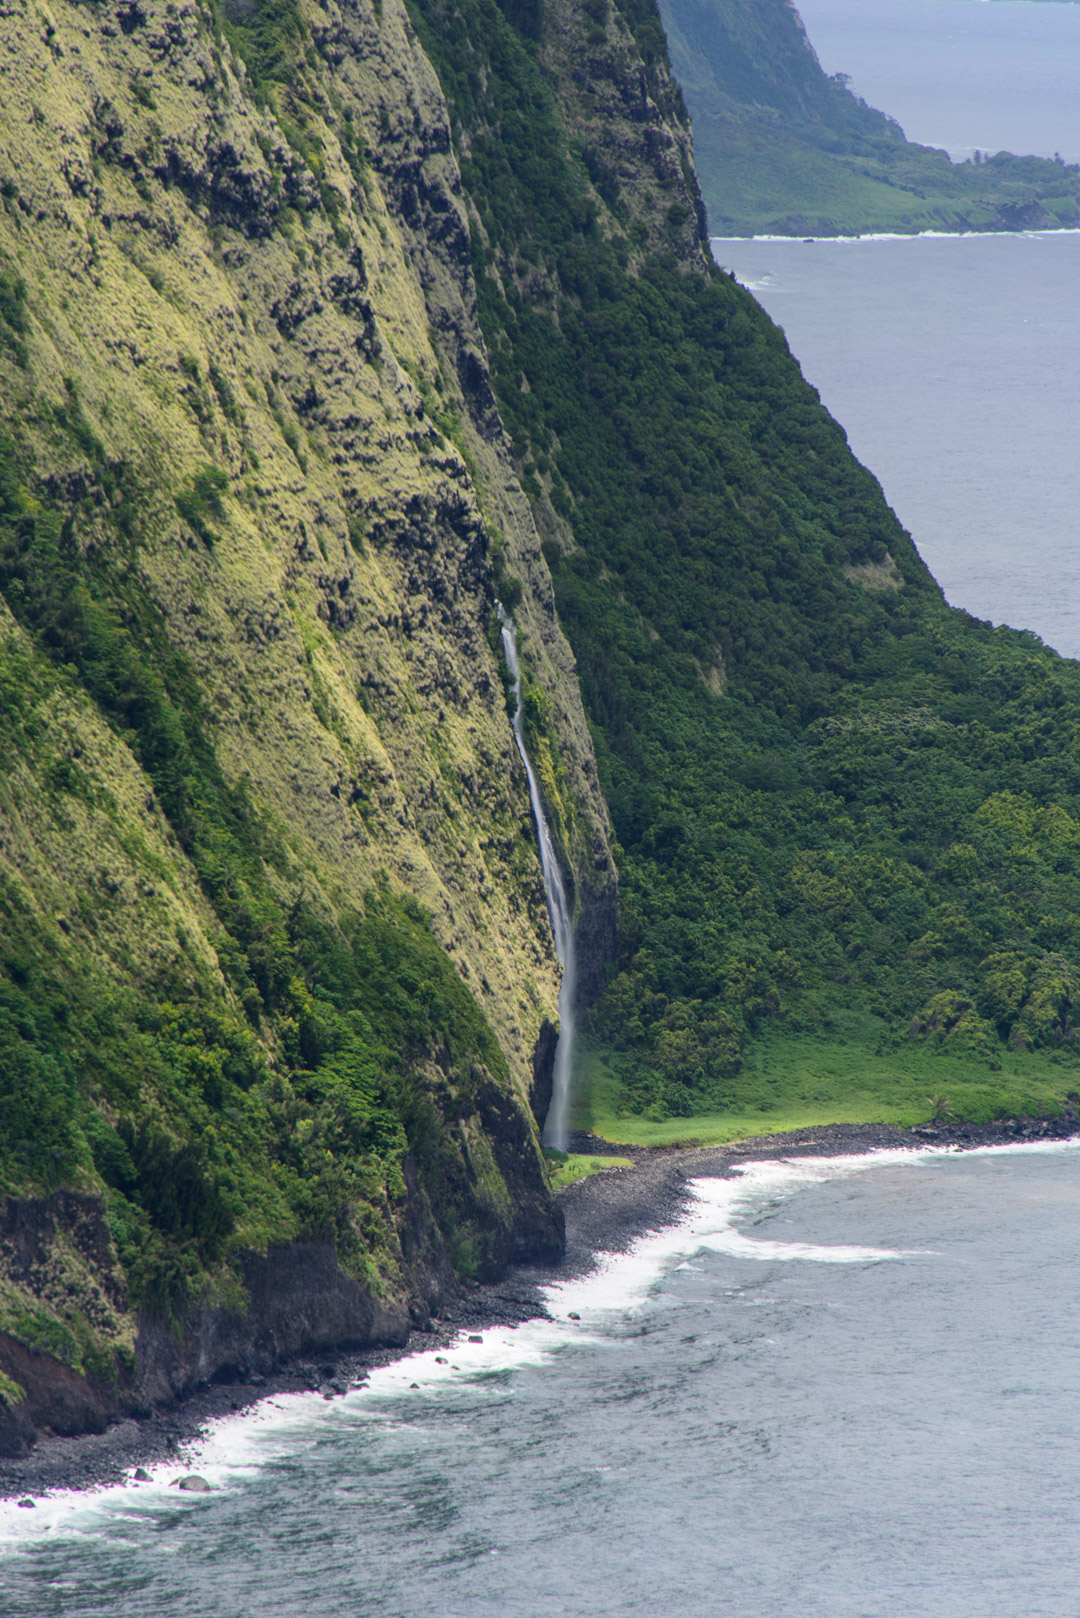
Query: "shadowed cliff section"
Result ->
[[658, 0, 1080, 236], [0, 0, 613, 1451]]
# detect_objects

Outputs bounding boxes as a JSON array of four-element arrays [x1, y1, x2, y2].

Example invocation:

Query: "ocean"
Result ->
[[4, 1143, 1080, 1616], [714, 0, 1080, 657]]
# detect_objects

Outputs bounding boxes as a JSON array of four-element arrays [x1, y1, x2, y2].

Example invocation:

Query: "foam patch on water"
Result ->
[[715, 227, 1080, 291], [0, 1387, 332, 1545], [542, 1153, 919, 1328], [3, 1135, 1077, 1545], [0, 1323, 579, 1548], [546, 1137, 1080, 1323], [712, 228, 1080, 245]]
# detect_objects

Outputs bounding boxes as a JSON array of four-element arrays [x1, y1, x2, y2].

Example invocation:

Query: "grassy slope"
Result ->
[[409, 0, 1080, 1142], [659, 0, 1080, 237], [0, 428, 520, 1296]]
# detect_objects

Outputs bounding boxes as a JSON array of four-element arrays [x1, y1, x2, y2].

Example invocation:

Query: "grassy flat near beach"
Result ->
[[545, 1151, 637, 1190], [571, 1024, 1078, 1148]]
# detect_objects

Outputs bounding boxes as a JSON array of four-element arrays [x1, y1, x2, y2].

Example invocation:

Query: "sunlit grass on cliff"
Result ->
[[572, 1032, 1079, 1149], [544, 1150, 635, 1190]]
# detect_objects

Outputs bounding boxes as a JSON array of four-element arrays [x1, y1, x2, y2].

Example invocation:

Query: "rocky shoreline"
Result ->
[[2, 1114, 1075, 1503]]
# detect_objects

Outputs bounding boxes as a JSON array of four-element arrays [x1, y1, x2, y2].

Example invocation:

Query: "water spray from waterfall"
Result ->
[[498, 606, 575, 1150]]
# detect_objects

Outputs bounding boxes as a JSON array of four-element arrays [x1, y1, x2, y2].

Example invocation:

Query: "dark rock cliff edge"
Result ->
[[4, 1112, 1076, 1495], [0, 1082, 568, 1461]]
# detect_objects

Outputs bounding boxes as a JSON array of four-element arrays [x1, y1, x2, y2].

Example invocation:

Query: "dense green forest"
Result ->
[[659, 0, 1080, 236], [409, 0, 1080, 1127]]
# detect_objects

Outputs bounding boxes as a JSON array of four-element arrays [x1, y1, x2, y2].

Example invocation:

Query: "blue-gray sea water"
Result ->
[[714, 230, 1080, 659], [796, 0, 1080, 164], [4, 1144, 1080, 1617]]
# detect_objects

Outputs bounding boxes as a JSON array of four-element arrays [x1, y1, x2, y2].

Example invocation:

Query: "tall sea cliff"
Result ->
[[0, 0, 622, 1453], [6, 0, 1080, 1457]]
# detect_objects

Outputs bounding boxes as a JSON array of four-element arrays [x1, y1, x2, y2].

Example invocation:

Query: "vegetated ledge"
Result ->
[[3, 1111, 1076, 1501], [0, 995, 572, 1461]]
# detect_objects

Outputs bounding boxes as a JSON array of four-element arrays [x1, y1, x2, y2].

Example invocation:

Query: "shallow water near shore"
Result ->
[[4, 1141, 1080, 1616]]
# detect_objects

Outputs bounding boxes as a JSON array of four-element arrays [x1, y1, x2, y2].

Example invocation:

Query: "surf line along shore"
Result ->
[[2, 1113, 1077, 1503]]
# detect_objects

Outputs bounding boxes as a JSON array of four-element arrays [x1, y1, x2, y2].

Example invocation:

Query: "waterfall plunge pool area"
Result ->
[[5, 1139, 1080, 1617]]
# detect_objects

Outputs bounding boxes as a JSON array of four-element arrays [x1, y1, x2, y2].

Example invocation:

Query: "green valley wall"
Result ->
[[658, 0, 1080, 235], [6, 0, 1080, 1456], [406, 0, 1080, 1129], [0, 0, 616, 1452]]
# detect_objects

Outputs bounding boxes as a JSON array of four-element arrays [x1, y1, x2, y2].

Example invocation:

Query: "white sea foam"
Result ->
[[712, 228, 1080, 246], [713, 229, 1080, 294], [541, 1154, 919, 1329], [2, 1135, 1077, 1547]]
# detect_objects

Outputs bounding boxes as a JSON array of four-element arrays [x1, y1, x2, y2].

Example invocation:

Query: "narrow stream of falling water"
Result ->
[[498, 606, 575, 1147]]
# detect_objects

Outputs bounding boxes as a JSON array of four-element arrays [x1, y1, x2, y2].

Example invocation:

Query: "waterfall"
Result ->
[[498, 607, 576, 1150]]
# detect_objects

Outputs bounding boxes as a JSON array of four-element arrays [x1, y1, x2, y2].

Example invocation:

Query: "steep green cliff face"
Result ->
[[406, 0, 1080, 1128], [658, 0, 1080, 236], [0, 0, 617, 1450], [5, 0, 1080, 1456]]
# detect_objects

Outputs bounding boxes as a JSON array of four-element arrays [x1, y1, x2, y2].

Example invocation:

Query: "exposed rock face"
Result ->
[[0, 1334, 116, 1457], [134, 1240, 411, 1412], [0, 0, 608, 1446], [540, 0, 710, 264], [0, 1193, 134, 1455], [0, 1140, 559, 1455], [529, 1018, 558, 1131]]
